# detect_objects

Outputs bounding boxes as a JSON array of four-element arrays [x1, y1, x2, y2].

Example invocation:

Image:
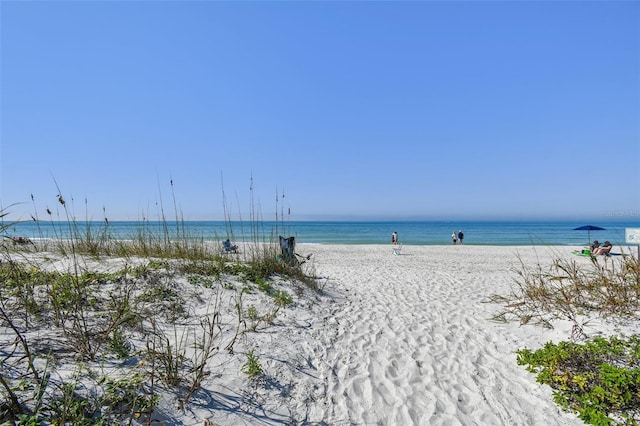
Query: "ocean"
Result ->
[[3, 220, 639, 246]]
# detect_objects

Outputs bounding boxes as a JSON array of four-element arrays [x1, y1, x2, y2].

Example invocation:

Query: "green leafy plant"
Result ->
[[273, 290, 293, 308], [48, 381, 100, 425], [246, 305, 258, 322], [245, 305, 262, 331], [241, 350, 263, 379], [101, 373, 158, 422], [517, 335, 640, 425], [107, 327, 132, 359], [254, 277, 272, 293]]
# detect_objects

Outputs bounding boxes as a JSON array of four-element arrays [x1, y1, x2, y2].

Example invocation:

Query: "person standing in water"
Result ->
[[458, 230, 464, 245], [451, 231, 458, 245]]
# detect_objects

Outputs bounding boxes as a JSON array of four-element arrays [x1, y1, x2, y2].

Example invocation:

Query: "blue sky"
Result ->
[[1, 1, 639, 222]]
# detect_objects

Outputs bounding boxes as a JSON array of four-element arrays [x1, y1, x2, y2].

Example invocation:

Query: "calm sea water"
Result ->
[[3, 220, 639, 246]]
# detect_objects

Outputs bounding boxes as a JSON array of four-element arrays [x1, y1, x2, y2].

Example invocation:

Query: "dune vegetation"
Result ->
[[493, 252, 640, 425], [0, 190, 320, 425]]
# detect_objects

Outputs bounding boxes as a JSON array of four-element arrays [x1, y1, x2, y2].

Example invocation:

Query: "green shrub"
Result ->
[[246, 305, 258, 322], [274, 290, 293, 307], [101, 373, 158, 421], [241, 349, 263, 379], [107, 327, 132, 359], [517, 335, 640, 425], [49, 381, 100, 426]]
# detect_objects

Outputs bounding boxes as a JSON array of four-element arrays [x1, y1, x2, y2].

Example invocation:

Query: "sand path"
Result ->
[[299, 245, 582, 425]]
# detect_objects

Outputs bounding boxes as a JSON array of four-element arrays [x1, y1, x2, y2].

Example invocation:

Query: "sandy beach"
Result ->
[[2, 243, 637, 425], [277, 244, 598, 426]]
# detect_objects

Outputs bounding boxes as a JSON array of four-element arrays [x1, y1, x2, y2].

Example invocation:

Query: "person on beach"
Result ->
[[451, 231, 457, 245], [457, 230, 464, 245], [391, 232, 398, 244], [593, 240, 612, 255], [581, 240, 599, 254]]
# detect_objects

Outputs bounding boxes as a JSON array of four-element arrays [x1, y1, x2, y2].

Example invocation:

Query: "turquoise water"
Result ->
[[3, 220, 639, 246]]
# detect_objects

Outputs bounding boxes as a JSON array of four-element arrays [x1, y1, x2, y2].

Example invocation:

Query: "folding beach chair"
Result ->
[[279, 236, 312, 266], [392, 244, 403, 256], [279, 236, 297, 265], [222, 239, 238, 254]]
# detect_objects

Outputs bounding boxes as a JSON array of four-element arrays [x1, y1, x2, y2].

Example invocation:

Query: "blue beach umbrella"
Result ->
[[573, 225, 606, 245]]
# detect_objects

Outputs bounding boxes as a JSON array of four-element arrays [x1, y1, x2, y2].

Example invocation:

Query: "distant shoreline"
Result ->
[[3, 219, 638, 246]]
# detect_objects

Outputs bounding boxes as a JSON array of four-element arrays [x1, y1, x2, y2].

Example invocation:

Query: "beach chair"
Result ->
[[222, 239, 238, 254], [279, 236, 297, 265], [278, 236, 313, 266], [594, 242, 613, 256], [392, 244, 403, 256]]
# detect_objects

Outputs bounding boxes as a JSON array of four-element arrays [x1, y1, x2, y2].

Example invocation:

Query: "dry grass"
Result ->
[[0, 189, 320, 424], [493, 251, 640, 338], [492, 250, 640, 424]]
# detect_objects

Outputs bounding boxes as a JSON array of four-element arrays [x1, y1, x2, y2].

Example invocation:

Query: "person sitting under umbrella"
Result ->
[[581, 240, 599, 254], [593, 241, 613, 256]]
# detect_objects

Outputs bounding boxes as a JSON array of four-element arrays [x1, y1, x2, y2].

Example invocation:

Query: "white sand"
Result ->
[[286, 245, 585, 426], [2, 244, 637, 425], [187, 244, 634, 425]]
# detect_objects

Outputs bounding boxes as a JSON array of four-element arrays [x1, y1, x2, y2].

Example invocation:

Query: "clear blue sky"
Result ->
[[1, 1, 639, 222]]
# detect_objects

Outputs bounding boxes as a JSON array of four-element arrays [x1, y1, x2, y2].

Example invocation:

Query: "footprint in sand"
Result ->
[[454, 384, 480, 416]]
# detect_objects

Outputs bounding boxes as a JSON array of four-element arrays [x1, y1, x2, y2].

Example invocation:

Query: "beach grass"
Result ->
[[0, 188, 318, 424], [496, 252, 640, 335], [495, 251, 640, 425]]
